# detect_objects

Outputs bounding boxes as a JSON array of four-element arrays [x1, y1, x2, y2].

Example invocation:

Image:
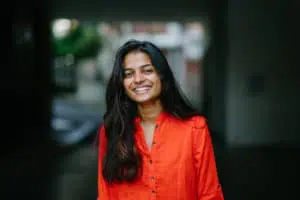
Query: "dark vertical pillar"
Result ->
[[202, 0, 227, 146], [1, 2, 55, 199], [8, 1, 53, 155], [32, 3, 53, 147], [201, 1, 228, 196]]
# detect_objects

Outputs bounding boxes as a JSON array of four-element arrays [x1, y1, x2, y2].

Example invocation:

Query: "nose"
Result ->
[[133, 72, 145, 84]]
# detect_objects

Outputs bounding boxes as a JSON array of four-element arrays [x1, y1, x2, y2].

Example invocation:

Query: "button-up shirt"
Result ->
[[98, 112, 224, 200]]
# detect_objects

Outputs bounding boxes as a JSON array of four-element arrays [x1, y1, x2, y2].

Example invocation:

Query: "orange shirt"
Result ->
[[98, 112, 224, 200]]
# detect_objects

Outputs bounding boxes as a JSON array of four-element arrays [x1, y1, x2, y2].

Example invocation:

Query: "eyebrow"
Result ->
[[123, 64, 152, 70]]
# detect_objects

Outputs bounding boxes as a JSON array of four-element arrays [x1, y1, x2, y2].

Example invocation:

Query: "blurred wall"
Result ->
[[226, 0, 299, 145]]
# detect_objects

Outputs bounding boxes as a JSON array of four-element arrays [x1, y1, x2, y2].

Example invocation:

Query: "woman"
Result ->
[[97, 39, 224, 200]]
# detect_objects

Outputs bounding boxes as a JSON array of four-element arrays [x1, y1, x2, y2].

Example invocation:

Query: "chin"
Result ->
[[133, 95, 161, 105], [127, 91, 161, 104], [134, 97, 153, 104]]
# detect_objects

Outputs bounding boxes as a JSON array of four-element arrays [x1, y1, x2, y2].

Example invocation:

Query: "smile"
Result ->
[[133, 86, 152, 94]]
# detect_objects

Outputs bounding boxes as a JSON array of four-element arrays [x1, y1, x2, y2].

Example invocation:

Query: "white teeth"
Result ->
[[134, 87, 151, 94]]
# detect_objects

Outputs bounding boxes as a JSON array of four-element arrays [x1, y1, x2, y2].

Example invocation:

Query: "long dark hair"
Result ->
[[102, 39, 201, 184]]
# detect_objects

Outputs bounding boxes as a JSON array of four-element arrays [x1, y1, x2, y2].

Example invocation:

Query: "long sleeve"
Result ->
[[192, 117, 224, 200], [97, 126, 109, 200]]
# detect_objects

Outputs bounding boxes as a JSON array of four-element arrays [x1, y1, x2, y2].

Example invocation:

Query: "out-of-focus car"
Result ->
[[51, 99, 103, 146]]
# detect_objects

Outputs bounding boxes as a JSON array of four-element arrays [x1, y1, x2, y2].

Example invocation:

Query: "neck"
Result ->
[[138, 100, 163, 123]]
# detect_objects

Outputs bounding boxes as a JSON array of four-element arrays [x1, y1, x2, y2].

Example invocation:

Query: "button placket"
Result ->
[[149, 123, 158, 165], [149, 123, 160, 199], [150, 188, 157, 200], [152, 123, 159, 147], [148, 158, 157, 199]]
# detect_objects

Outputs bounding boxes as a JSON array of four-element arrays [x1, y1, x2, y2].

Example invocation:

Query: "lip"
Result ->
[[133, 85, 152, 94]]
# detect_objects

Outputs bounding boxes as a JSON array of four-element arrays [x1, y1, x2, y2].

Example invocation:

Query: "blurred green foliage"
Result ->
[[52, 20, 102, 59]]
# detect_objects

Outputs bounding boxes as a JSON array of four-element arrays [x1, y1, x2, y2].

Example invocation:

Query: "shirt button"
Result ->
[[149, 159, 153, 164], [151, 176, 155, 181], [151, 190, 156, 194]]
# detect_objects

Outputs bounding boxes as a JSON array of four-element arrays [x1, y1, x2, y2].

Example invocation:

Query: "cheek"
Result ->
[[123, 79, 130, 89], [123, 80, 135, 96], [157, 82, 162, 93], [123, 81, 130, 94], [155, 78, 162, 90]]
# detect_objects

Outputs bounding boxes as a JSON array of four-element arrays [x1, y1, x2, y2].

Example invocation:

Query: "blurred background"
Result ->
[[7, 0, 299, 199]]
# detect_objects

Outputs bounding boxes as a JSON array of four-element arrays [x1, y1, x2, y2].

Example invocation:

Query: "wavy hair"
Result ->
[[102, 39, 201, 183]]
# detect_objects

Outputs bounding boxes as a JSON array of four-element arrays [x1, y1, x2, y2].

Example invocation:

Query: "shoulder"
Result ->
[[190, 115, 207, 127], [168, 115, 208, 136], [98, 124, 107, 148], [187, 116, 212, 153], [98, 124, 105, 136], [179, 115, 208, 129], [184, 116, 210, 142]]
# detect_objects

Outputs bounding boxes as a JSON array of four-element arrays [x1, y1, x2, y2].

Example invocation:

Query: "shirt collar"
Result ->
[[135, 111, 169, 126]]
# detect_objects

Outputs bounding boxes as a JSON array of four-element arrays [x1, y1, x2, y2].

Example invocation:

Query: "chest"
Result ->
[[140, 123, 156, 151], [138, 122, 193, 163]]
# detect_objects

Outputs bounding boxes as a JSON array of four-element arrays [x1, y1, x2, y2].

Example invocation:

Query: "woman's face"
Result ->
[[123, 51, 162, 104]]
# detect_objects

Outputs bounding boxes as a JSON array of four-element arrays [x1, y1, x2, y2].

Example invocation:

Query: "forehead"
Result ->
[[123, 51, 152, 69]]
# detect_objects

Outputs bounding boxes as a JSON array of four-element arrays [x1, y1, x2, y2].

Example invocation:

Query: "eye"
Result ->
[[143, 68, 154, 74], [124, 71, 133, 78]]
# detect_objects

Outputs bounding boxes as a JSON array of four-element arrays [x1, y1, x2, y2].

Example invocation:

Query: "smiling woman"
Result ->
[[123, 51, 162, 104], [97, 40, 224, 200]]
